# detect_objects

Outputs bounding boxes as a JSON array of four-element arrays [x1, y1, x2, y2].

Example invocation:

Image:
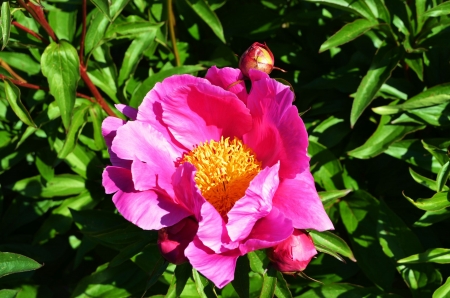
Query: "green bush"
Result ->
[[0, 0, 449, 297]]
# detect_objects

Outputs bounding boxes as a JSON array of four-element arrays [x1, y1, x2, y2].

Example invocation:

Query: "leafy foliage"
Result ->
[[0, 0, 449, 296]]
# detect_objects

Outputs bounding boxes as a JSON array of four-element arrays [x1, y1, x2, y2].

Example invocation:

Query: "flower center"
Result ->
[[182, 137, 261, 218]]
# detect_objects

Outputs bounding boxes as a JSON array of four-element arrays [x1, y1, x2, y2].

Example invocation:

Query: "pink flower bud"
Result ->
[[267, 229, 317, 273], [157, 217, 198, 265], [239, 42, 275, 77]]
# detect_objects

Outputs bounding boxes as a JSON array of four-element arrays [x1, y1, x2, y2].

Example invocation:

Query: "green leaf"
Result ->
[[10, 174, 85, 198], [274, 271, 292, 298], [413, 209, 450, 227], [300, 283, 383, 297], [403, 191, 450, 212], [89, 104, 106, 150], [405, 54, 424, 81], [41, 41, 80, 131], [259, 267, 277, 298], [398, 248, 450, 264], [373, 83, 450, 115], [109, 239, 152, 268], [409, 167, 449, 192], [58, 104, 89, 159], [319, 19, 377, 53], [88, 45, 119, 103], [48, 6, 77, 42], [0, 289, 18, 298], [165, 263, 192, 298], [105, 21, 160, 39], [348, 114, 425, 159], [90, 0, 111, 21], [350, 45, 402, 127], [422, 140, 449, 166], [1, 1, 11, 50], [192, 269, 215, 298], [377, 200, 442, 296], [309, 230, 356, 262], [319, 189, 352, 208], [118, 32, 156, 86], [84, 8, 110, 56], [339, 190, 396, 290], [433, 277, 450, 298], [0, 52, 40, 75], [0, 252, 41, 278], [424, 2, 450, 18], [232, 256, 250, 298], [309, 140, 345, 190], [385, 139, 441, 174], [436, 161, 450, 192], [130, 65, 205, 107], [3, 79, 36, 127], [185, 0, 226, 43], [305, 0, 375, 20], [247, 251, 267, 275]]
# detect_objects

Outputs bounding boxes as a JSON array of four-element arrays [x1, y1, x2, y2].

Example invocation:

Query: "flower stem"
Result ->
[[16, 0, 58, 42], [0, 59, 27, 83], [167, 0, 181, 66], [0, 74, 95, 102], [11, 21, 49, 44]]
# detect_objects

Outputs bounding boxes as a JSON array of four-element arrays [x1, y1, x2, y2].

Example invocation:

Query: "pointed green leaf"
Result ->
[[404, 191, 450, 211], [424, 2, 450, 18], [10, 174, 85, 198], [192, 269, 215, 298], [350, 45, 402, 126], [309, 230, 356, 262], [433, 277, 450, 298], [89, 104, 106, 150], [3, 79, 36, 127], [437, 161, 450, 192], [405, 54, 424, 81], [259, 267, 277, 298], [398, 248, 450, 264], [305, 0, 375, 20], [1, 1, 11, 50], [90, 0, 111, 21], [232, 256, 250, 298], [48, 6, 77, 42], [348, 114, 425, 159], [0, 252, 42, 278], [185, 0, 225, 43], [318, 189, 352, 207], [409, 167, 449, 192], [274, 271, 292, 298], [319, 19, 377, 53], [58, 105, 89, 159], [377, 201, 442, 296], [422, 140, 449, 166], [41, 41, 80, 130], [0, 289, 18, 298], [413, 209, 450, 227]]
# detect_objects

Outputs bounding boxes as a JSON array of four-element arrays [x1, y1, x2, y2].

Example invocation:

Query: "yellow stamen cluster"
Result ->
[[182, 137, 261, 218]]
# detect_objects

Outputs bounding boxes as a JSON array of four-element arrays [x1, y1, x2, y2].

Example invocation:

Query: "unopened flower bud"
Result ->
[[267, 229, 317, 273], [157, 217, 198, 265], [239, 42, 275, 77]]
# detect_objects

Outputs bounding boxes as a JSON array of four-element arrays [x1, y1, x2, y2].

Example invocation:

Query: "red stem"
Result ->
[[80, 70, 116, 117], [17, 0, 58, 42], [12, 21, 49, 44], [0, 74, 95, 102]]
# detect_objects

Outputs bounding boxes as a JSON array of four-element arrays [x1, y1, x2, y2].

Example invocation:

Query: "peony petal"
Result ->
[[104, 166, 191, 230], [185, 237, 240, 288], [113, 120, 182, 162], [244, 74, 308, 179], [205, 66, 248, 103], [102, 117, 131, 169], [291, 231, 317, 266], [273, 170, 334, 231], [115, 104, 138, 120], [161, 83, 253, 149], [239, 207, 293, 255], [131, 160, 175, 198], [171, 162, 205, 218], [226, 163, 280, 242]]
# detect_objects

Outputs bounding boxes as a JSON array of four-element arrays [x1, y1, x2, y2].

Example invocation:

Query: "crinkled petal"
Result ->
[[102, 117, 131, 169], [115, 104, 138, 120], [112, 121, 183, 193], [239, 207, 293, 255], [131, 160, 174, 198], [172, 162, 205, 218], [205, 66, 247, 103], [273, 170, 334, 231], [161, 83, 252, 149], [185, 237, 240, 288], [103, 166, 190, 230], [244, 72, 308, 179], [226, 163, 280, 242]]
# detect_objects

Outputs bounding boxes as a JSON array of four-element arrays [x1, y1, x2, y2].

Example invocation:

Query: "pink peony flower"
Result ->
[[102, 66, 333, 288], [267, 229, 317, 273]]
